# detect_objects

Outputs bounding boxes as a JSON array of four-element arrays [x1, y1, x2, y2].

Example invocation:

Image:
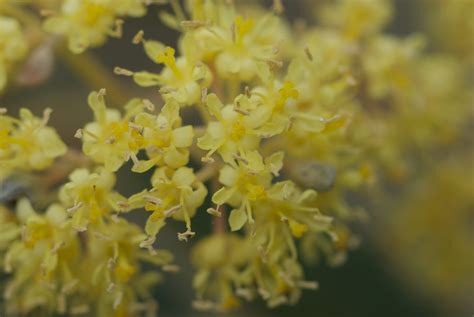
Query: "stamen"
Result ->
[[111, 19, 124, 38], [201, 87, 208, 103], [67, 202, 84, 215], [159, 87, 178, 94], [142, 99, 155, 111], [201, 156, 214, 163], [42, 108, 53, 126], [177, 229, 195, 241], [233, 154, 248, 164], [51, 241, 65, 254], [98, 88, 107, 98], [143, 195, 163, 205], [130, 152, 139, 165], [236, 288, 254, 301], [164, 204, 181, 217], [181, 20, 209, 30], [74, 129, 83, 139], [233, 101, 249, 115], [298, 280, 319, 290], [114, 67, 134, 76], [132, 30, 144, 44], [113, 291, 123, 309], [206, 205, 221, 217]]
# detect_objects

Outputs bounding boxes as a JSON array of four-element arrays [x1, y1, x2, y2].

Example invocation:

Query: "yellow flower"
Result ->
[[43, 0, 146, 53], [197, 93, 268, 167], [212, 151, 283, 231], [191, 234, 250, 312], [83, 220, 172, 316], [3, 199, 81, 315], [59, 168, 125, 231], [180, 6, 289, 81], [133, 42, 212, 106], [0, 107, 67, 174], [319, 0, 393, 40], [78, 90, 147, 172], [127, 166, 207, 241], [0, 16, 28, 92], [249, 75, 325, 137], [131, 99, 194, 172]]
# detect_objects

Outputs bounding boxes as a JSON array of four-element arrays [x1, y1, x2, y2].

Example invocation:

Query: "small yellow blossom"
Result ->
[[131, 99, 195, 172], [197, 93, 268, 166], [127, 166, 207, 240], [0, 16, 28, 92], [0, 107, 67, 175], [78, 90, 147, 172], [59, 168, 125, 231], [3, 199, 81, 315], [43, 0, 147, 53], [133, 42, 212, 106]]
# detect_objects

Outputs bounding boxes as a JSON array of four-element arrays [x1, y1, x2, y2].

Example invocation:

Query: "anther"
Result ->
[[201, 156, 214, 163], [111, 19, 124, 38], [143, 195, 163, 205], [206, 206, 221, 217], [201, 88, 208, 103], [42, 108, 53, 125], [114, 67, 134, 76], [164, 204, 181, 217], [298, 280, 319, 290], [181, 20, 209, 29], [142, 99, 155, 111], [132, 30, 145, 44], [98, 88, 107, 98], [74, 129, 83, 139], [67, 202, 84, 214]]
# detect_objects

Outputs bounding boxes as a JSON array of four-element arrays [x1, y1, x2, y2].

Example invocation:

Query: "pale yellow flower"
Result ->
[[0, 16, 28, 92], [43, 0, 146, 53], [131, 99, 194, 172], [127, 166, 207, 240], [78, 90, 147, 172], [0, 108, 67, 174], [59, 168, 125, 231], [133, 42, 212, 106]]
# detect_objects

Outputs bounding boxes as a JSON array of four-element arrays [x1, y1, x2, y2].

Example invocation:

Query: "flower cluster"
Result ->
[[0, 107, 66, 179], [43, 0, 147, 53], [0, 15, 28, 92], [0, 0, 472, 316]]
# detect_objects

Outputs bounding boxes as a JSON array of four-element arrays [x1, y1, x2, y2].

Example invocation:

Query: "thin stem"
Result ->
[[195, 163, 219, 183]]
